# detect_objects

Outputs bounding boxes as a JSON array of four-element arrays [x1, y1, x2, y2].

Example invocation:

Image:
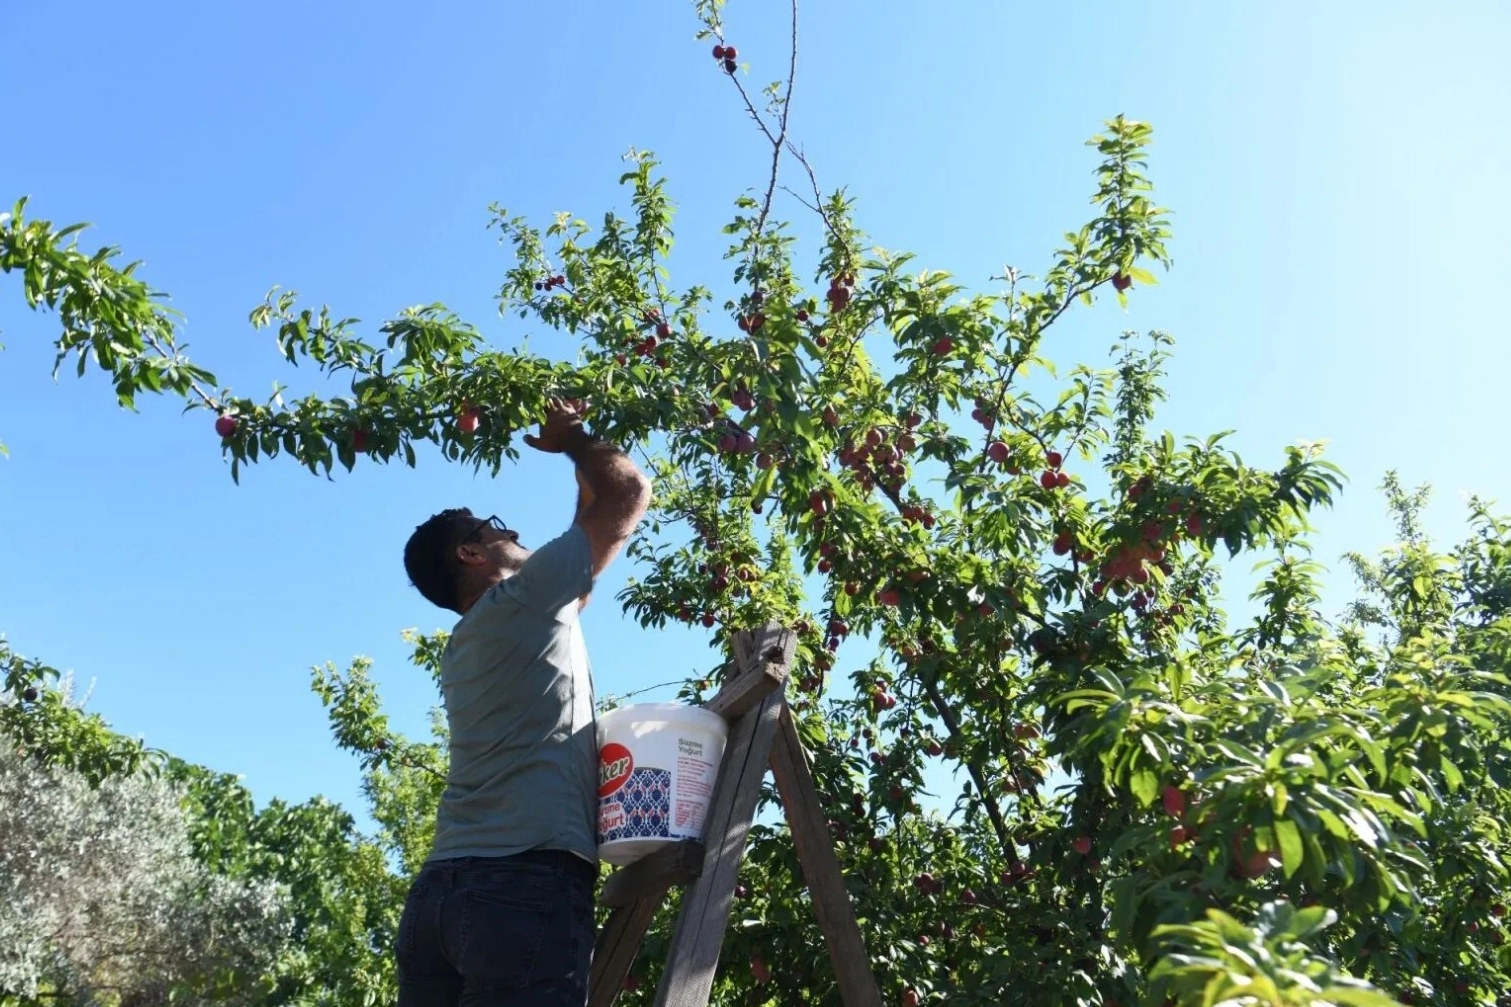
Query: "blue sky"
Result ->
[[3, 1, 1509, 829]]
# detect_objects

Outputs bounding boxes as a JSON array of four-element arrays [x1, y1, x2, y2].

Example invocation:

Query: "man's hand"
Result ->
[[523, 398, 588, 454]]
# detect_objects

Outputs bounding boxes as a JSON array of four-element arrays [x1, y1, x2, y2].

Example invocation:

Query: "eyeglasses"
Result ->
[[460, 514, 509, 545]]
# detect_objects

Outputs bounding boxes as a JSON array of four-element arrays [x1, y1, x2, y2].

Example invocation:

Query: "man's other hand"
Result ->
[[523, 398, 588, 454]]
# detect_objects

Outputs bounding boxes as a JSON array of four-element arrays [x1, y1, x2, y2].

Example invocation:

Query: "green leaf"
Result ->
[[1130, 765, 1159, 807], [1273, 817, 1304, 879], [1440, 754, 1464, 793], [752, 463, 776, 503]]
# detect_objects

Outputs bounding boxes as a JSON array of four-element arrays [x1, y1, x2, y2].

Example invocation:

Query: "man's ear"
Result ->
[[456, 542, 488, 567]]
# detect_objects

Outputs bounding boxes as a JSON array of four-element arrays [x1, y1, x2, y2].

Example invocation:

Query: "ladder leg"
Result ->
[[589, 894, 667, 1007], [769, 700, 884, 1007]]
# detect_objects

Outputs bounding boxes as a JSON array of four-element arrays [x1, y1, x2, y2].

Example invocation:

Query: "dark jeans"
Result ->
[[397, 850, 598, 1007]]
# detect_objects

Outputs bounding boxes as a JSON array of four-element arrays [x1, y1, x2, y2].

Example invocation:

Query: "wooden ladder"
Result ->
[[588, 623, 884, 1007]]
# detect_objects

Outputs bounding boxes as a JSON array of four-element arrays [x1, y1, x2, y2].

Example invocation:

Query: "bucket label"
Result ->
[[599, 767, 672, 843], [598, 728, 724, 853], [673, 740, 716, 832], [599, 743, 633, 798]]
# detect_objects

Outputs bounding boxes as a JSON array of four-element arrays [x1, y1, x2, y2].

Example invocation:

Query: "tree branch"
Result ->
[[923, 678, 1014, 862]]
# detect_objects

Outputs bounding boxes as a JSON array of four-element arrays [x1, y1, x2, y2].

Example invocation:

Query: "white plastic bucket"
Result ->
[[596, 702, 729, 865]]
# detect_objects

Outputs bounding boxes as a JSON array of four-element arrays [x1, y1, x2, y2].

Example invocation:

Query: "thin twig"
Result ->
[[604, 677, 696, 705], [389, 750, 447, 784], [785, 141, 844, 243], [923, 679, 1016, 862], [750, 0, 800, 243], [144, 332, 218, 409], [967, 273, 1108, 480]]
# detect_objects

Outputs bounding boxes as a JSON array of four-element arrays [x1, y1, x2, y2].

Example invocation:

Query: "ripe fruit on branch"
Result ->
[[1055, 471, 1071, 488], [722, 44, 738, 60], [723, 58, 738, 74], [902, 990, 921, 1007], [987, 441, 1010, 464], [21, 686, 38, 703], [931, 336, 954, 356], [877, 588, 902, 606], [351, 427, 369, 452], [1239, 850, 1275, 879], [1039, 470, 1058, 490], [214, 414, 237, 438], [1112, 271, 1132, 291], [750, 952, 770, 985], [1046, 450, 1063, 469], [457, 407, 481, 434], [1162, 784, 1187, 819], [712, 44, 726, 59], [1052, 531, 1073, 556], [1072, 836, 1093, 855]]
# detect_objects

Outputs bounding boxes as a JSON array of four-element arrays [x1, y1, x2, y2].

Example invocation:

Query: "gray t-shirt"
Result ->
[[427, 524, 598, 864]]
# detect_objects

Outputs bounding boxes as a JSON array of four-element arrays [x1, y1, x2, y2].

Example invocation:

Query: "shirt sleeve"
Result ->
[[499, 525, 595, 613]]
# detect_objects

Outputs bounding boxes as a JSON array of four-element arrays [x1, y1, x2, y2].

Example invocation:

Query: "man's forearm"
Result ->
[[562, 427, 649, 501]]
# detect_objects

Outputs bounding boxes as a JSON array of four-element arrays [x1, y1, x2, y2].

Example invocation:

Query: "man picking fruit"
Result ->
[[396, 398, 651, 1007]]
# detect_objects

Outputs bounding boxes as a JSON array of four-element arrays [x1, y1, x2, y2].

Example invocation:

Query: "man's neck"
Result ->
[[456, 573, 506, 615]]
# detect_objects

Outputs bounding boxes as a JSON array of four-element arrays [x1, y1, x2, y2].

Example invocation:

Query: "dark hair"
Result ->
[[403, 507, 480, 611]]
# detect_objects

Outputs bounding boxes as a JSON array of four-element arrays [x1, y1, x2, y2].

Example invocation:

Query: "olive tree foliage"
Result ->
[[6, 1, 1511, 1004], [0, 671, 290, 1006], [0, 643, 406, 1007]]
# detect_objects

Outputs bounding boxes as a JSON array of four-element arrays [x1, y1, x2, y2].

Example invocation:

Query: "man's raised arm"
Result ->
[[525, 399, 651, 579]]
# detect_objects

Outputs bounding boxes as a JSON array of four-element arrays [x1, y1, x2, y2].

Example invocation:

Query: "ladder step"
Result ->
[[702, 647, 789, 721], [600, 839, 706, 908]]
